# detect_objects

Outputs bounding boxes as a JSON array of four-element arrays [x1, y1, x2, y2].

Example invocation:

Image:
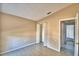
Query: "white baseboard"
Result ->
[[0, 42, 36, 54], [47, 45, 60, 52]]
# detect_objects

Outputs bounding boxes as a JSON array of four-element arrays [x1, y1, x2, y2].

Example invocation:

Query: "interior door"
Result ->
[[74, 13, 79, 56], [36, 24, 41, 43], [42, 23, 47, 46], [36, 23, 47, 46]]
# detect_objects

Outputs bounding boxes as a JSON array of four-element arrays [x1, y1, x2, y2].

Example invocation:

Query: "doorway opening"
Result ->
[[39, 24, 43, 43], [60, 20, 75, 56], [36, 23, 47, 46]]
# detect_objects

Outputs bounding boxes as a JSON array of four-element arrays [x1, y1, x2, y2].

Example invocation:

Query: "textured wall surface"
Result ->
[[38, 4, 79, 51], [0, 12, 36, 53]]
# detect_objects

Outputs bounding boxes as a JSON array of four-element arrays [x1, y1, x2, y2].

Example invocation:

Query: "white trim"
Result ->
[[74, 13, 79, 56], [0, 42, 36, 54], [59, 17, 76, 52], [59, 17, 75, 21], [47, 44, 60, 52]]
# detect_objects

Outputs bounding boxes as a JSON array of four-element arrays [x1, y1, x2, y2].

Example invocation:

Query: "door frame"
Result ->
[[74, 13, 79, 56], [36, 22, 47, 46], [59, 17, 76, 55]]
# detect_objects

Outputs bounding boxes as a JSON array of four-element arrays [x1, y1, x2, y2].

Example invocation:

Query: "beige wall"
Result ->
[[0, 12, 36, 53], [0, 3, 79, 54], [38, 4, 79, 51]]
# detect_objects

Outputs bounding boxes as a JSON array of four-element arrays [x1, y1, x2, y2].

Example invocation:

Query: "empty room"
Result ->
[[0, 3, 79, 56]]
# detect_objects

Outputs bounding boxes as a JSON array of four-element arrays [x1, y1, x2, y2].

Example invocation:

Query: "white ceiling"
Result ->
[[1, 3, 72, 21]]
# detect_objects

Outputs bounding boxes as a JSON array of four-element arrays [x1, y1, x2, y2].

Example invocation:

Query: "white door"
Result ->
[[74, 13, 79, 56], [36, 24, 41, 43], [42, 23, 47, 46], [36, 23, 47, 46]]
